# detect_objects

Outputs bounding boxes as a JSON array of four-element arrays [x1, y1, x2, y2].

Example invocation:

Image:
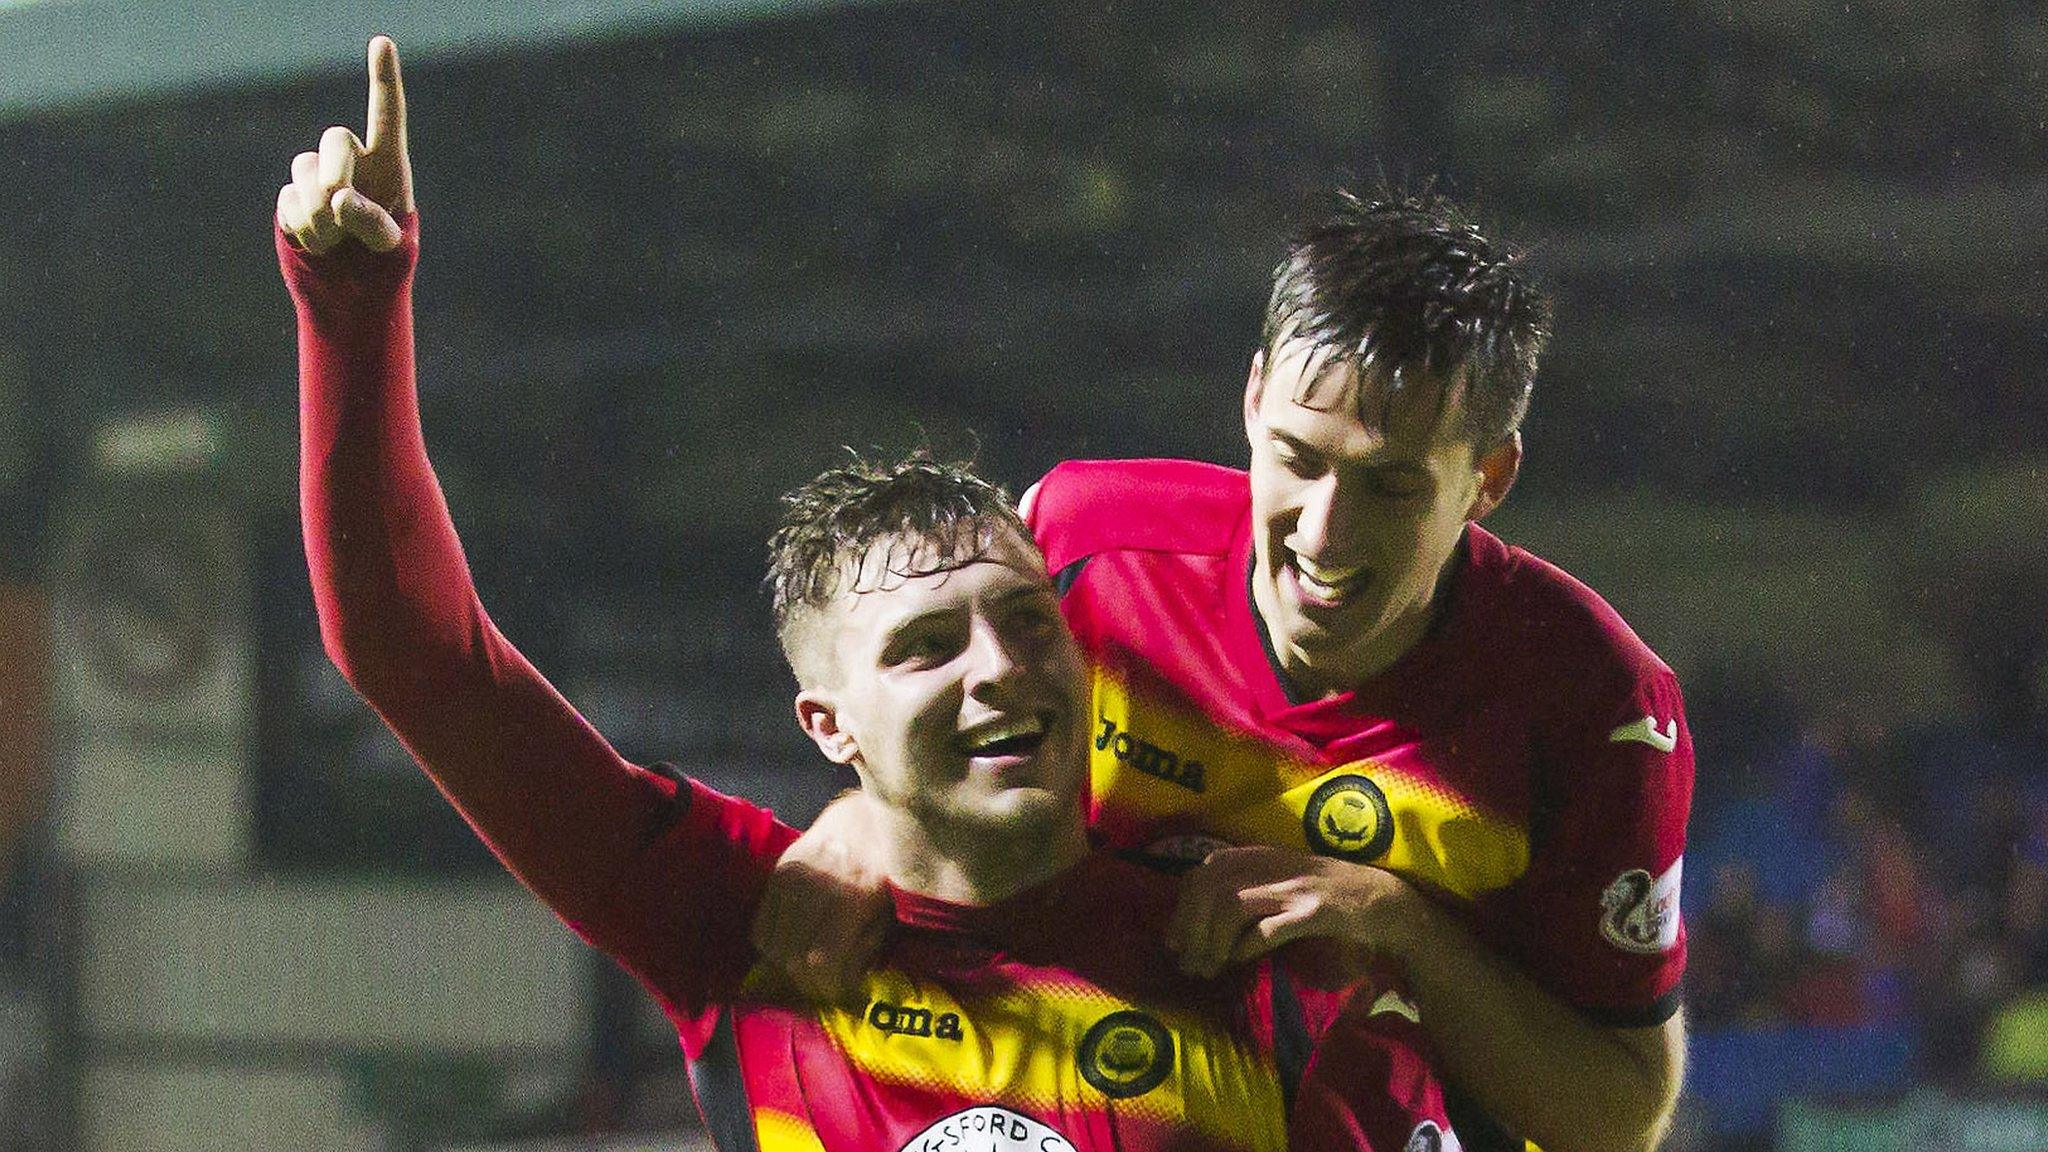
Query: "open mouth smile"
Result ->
[[955, 713, 1051, 760], [1285, 551, 1370, 607]]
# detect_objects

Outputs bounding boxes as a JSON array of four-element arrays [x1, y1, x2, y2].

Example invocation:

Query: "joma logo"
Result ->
[[1095, 717, 1205, 792], [868, 1001, 963, 1041]]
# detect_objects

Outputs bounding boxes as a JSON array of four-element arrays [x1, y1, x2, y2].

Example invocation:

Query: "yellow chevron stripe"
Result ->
[[1089, 668, 1529, 900], [1089, 670, 1299, 821], [755, 1107, 826, 1152], [1204, 764, 1528, 899], [811, 968, 1285, 1151]]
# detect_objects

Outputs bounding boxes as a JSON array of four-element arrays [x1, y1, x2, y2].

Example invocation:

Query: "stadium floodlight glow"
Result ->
[[0, 0, 910, 121], [92, 409, 225, 475]]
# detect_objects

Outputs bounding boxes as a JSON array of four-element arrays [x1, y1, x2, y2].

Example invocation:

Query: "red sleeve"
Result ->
[[1292, 993, 1459, 1152], [628, 776, 801, 1025], [1022, 458, 1247, 577], [1493, 669, 1693, 1027], [1021, 461, 1089, 574], [279, 219, 796, 1013]]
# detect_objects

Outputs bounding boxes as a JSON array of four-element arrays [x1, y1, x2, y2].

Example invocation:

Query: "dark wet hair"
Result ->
[[766, 450, 1028, 648], [1261, 185, 1553, 447]]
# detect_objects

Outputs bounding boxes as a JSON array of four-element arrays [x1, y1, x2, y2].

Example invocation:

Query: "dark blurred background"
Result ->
[[1, 1, 2044, 1149]]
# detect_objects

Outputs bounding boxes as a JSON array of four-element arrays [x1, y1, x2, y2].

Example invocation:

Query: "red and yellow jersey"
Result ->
[[1025, 459, 1692, 1030], [652, 780, 1454, 1152], [285, 221, 1456, 1152]]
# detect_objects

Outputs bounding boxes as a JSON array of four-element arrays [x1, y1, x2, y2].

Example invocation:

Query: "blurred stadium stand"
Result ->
[[0, 0, 2044, 1149], [0, 0, 904, 118]]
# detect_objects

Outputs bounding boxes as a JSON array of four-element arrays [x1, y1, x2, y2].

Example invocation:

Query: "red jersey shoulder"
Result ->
[[1463, 524, 1674, 706], [678, 776, 803, 863], [1025, 458, 1248, 573], [1457, 532, 1693, 1022]]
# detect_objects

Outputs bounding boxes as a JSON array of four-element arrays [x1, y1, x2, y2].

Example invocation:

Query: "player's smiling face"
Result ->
[[1244, 335, 1518, 697], [800, 523, 1089, 844]]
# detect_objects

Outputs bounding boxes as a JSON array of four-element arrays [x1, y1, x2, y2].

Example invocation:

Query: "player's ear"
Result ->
[[1243, 350, 1269, 435], [796, 691, 860, 766], [1467, 432, 1521, 521]]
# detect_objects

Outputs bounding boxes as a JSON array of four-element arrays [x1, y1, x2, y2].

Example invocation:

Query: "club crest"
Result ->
[[1078, 1010, 1174, 1099], [898, 1106, 1078, 1152], [1598, 858, 1683, 954], [1302, 774, 1395, 862]]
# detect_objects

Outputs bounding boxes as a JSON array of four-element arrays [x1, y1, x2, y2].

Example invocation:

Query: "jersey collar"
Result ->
[[1231, 522, 1485, 737]]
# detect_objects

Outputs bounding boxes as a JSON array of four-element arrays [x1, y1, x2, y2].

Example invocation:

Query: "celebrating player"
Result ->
[[278, 37, 1461, 1152], [763, 194, 1693, 1151]]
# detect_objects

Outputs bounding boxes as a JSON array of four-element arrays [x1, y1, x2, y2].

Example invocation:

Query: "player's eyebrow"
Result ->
[[875, 577, 1053, 649], [989, 581, 1056, 609], [1366, 460, 1435, 482], [1268, 428, 1321, 456], [1268, 429, 1431, 479], [878, 601, 962, 640]]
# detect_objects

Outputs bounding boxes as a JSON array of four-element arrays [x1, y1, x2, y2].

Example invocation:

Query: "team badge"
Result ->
[[1598, 857, 1683, 955], [1078, 1010, 1174, 1099], [899, 1105, 1077, 1152], [1303, 774, 1394, 862], [1403, 1120, 1462, 1152]]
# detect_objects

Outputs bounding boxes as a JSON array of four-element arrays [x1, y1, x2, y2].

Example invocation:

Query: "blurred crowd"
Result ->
[[1679, 634, 2048, 1146]]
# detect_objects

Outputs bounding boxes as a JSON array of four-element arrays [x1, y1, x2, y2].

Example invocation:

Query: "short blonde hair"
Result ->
[[766, 451, 1028, 681]]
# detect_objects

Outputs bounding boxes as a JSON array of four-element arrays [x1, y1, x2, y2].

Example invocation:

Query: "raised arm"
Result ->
[[276, 40, 785, 1001]]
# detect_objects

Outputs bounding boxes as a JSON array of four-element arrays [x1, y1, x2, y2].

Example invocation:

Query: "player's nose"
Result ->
[[961, 618, 1026, 701], [1290, 474, 1356, 557]]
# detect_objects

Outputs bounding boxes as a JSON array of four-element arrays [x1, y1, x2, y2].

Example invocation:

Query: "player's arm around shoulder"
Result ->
[[1165, 677, 1692, 1151], [1395, 661, 1691, 1152], [750, 788, 894, 1003], [1343, 866, 1685, 1152]]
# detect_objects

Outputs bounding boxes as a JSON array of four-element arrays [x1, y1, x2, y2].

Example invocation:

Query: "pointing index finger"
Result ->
[[364, 35, 406, 155]]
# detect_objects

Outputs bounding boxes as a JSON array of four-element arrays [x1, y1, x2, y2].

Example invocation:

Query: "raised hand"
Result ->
[[276, 35, 414, 253]]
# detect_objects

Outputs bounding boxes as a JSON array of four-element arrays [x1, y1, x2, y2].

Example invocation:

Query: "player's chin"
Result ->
[[961, 782, 1078, 832], [1283, 584, 1390, 647]]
